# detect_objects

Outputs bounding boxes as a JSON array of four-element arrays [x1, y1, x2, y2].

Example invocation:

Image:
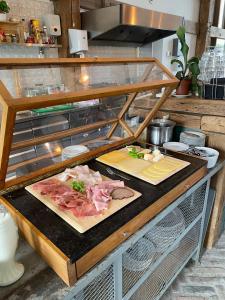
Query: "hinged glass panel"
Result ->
[[0, 58, 178, 189]]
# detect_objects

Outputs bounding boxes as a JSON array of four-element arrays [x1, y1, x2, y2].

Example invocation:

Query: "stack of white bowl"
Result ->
[[180, 131, 206, 147]]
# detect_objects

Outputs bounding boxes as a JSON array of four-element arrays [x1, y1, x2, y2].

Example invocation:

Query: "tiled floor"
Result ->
[[162, 231, 225, 300]]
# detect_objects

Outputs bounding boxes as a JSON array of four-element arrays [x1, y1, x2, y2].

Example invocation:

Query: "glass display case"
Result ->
[[0, 57, 178, 190]]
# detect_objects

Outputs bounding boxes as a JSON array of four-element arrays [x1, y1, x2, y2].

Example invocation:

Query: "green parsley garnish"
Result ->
[[72, 181, 85, 193], [137, 152, 144, 159], [128, 148, 144, 159]]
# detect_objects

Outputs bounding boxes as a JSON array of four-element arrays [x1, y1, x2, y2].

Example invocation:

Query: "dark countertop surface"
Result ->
[[3, 145, 206, 263]]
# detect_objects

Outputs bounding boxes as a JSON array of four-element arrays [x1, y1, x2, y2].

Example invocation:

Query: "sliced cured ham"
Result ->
[[58, 165, 102, 186], [33, 169, 126, 218], [33, 178, 100, 217], [97, 180, 124, 190], [86, 180, 124, 211]]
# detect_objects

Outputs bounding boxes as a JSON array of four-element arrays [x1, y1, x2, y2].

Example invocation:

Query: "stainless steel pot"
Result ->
[[147, 119, 176, 145]]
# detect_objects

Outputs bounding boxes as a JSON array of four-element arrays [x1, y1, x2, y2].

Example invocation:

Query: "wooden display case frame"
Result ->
[[0, 57, 201, 287], [0, 57, 178, 190]]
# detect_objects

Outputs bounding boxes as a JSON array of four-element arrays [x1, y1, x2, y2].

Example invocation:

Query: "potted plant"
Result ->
[[0, 1, 10, 22], [171, 26, 200, 95]]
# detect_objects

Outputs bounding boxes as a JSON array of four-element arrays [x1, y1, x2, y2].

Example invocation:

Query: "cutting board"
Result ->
[[97, 148, 190, 185], [25, 174, 141, 234]]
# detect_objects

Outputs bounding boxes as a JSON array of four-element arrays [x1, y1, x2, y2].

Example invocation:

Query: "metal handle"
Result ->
[[122, 232, 129, 238]]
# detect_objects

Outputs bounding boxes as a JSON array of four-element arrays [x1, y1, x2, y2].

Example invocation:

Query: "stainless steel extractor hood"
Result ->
[[81, 4, 183, 46]]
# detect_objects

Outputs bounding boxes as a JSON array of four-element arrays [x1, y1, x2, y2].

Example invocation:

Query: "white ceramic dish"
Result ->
[[62, 145, 89, 161], [195, 147, 219, 168], [172, 92, 192, 99], [180, 131, 206, 147], [163, 142, 189, 152]]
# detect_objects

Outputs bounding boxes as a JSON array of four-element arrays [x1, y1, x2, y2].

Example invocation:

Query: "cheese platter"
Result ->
[[97, 146, 190, 185]]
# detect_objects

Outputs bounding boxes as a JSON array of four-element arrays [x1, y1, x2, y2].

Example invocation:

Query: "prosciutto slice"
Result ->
[[33, 170, 125, 218], [86, 180, 124, 211], [33, 178, 100, 217], [58, 165, 102, 186]]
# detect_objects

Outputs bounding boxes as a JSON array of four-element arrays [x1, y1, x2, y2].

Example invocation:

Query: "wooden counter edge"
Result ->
[[76, 165, 207, 277], [0, 196, 77, 286]]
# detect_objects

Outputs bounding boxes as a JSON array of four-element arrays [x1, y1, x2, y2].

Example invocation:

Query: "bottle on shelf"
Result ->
[[21, 18, 29, 43], [30, 19, 42, 44], [42, 26, 49, 44]]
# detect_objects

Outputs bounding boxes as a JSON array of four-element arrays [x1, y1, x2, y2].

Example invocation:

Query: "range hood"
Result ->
[[81, 4, 183, 46]]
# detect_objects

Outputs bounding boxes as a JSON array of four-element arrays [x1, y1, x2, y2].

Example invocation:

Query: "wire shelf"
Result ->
[[130, 221, 201, 300]]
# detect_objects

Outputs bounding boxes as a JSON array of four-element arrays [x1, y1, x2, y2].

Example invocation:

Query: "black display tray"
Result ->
[[3, 148, 206, 263]]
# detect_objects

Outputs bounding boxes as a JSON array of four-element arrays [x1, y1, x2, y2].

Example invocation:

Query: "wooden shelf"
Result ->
[[0, 20, 21, 25], [0, 21, 60, 47], [0, 42, 62, 48], [0, 20, 25, 43], [133, 96, 225, 117]]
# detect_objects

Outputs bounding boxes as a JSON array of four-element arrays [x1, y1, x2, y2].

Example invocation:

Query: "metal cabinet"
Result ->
[[64, 178, 211, 300]]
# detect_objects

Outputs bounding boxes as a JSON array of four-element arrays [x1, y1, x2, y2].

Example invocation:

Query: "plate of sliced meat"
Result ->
[[26, 166, 141, 233]]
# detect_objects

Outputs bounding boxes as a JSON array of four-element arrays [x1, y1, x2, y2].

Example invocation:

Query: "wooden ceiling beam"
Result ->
[[53, 0, 118, 56], [80, 0, 103, 9], [211, 0, 224, 45], [53, 0, 81, 57], [195, 0, 216, 57]]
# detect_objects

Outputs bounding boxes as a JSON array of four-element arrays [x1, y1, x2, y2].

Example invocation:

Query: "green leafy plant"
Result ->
[[0, 1, 10, 13], [171, 26, 200, 93]]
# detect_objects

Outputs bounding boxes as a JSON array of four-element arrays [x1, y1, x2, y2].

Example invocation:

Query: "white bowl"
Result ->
[[62, 145, 89, 161], [196, 147, 219, 168], [163, 142, 189, 152]]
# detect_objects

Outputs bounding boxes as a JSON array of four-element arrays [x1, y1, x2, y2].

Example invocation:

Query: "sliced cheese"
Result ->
[[117, 158, 150, 173], [152, 161, 177, 172], [140, 157, 180, 180], [98, 151, 128, 164], [141, 171, 164, 179]]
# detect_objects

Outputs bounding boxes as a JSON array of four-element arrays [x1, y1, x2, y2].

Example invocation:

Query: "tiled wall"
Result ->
[[87, 44, 152, 58], [0, 0, 56, 58], [7, 0, 54, 25], [0, 0, 59, 95], [0, 0, 152, 97]]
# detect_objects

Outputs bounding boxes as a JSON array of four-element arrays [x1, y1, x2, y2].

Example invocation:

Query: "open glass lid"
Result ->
[[0, 57, 178, 190]]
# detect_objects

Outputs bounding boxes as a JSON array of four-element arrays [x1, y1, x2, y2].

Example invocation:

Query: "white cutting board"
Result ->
[[26, 175, 141, 233]]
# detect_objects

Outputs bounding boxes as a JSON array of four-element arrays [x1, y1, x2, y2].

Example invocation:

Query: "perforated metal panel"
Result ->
[[68, 179, 209, 300], [122, 238, 157, 296], [145, 207, 185, 253], [121, 183, 207, 297], [179, 183, 207, 227], [130, 221, 201, 300], [73, 266, 115, 300]]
